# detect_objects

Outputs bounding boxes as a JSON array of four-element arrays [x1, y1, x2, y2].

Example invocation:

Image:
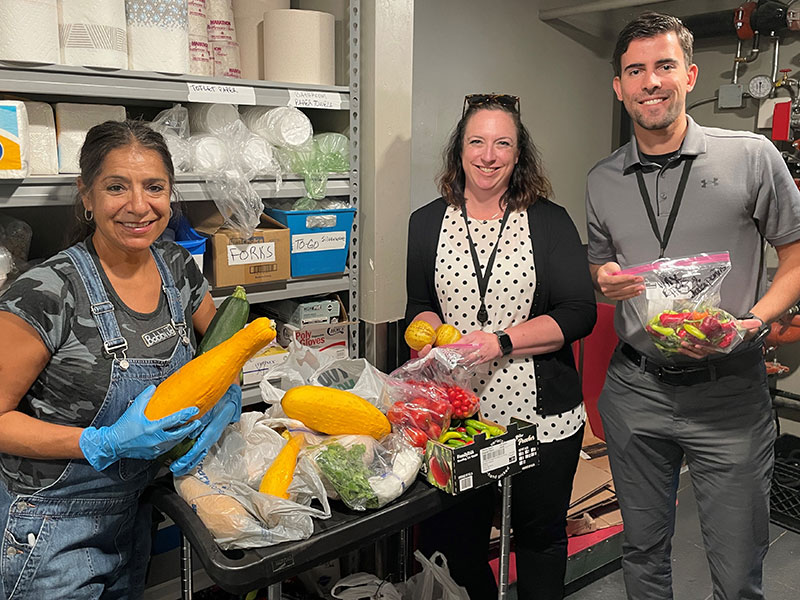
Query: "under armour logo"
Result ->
[[700, 178, 719, 188]]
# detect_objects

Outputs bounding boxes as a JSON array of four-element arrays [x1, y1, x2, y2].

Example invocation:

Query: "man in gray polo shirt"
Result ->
[[586, 12, 800, 600]]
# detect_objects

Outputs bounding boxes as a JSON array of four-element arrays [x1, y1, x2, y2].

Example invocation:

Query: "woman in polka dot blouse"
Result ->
[[406, 94, 597, 600]]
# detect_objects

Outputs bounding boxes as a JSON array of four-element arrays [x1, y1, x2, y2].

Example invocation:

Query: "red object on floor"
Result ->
[[571, 302, 618, 441], [567, 524, 624, 556], [488, 551, 517, 586]]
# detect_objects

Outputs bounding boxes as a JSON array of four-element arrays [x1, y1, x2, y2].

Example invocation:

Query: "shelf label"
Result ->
[[187, 82, 256, 105], [287, 89, 343, 109], [291, 231, 347, 253], [226, 242, 275, 266]]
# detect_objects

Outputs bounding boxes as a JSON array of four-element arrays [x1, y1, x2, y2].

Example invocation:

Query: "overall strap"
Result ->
[[63, 245, 128, 357], [151, 246, 188, 339]]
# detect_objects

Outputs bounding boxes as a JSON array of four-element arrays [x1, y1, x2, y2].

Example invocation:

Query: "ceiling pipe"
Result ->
[[539, 0, 665, 21]]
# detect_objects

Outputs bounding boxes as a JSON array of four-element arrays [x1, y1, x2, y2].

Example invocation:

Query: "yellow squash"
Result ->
[[404, 320, 436, 351], [434, 324, 462, 346], [281, 385, 391, 439], [145, 317, 276, 421], [259, 433, 304, 498]]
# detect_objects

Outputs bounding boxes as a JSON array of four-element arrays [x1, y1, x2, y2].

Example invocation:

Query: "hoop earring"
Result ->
[[84, 208, 93, 222], [169, 206, 174, 219]]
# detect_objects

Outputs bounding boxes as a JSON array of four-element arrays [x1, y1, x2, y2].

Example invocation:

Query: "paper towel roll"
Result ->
[[22, 102, 58, 175], [189, 103, 240, 135], [240, 105, 312, 149], [263, 9, 334, 86], [296, 0, 347, 85], [232, 0, 288, 80], [126, 0, 188, 74], [190, 134, 229, 172], [58, 0, 127, 69], [188, 0, 208, 37], [0, 102, 30, 179], [212, 39, 241, 79], [206, 0, 235, 42], [189, 35, 213, 76], [55, 103, 126, 174], [0, 0, 59, 64]]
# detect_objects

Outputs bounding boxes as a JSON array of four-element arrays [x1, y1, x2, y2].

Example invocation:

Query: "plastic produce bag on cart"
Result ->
[[173, 412, 330, 549], [261, 342, 389, 412], [331, 573, 402, 600], [618, 252, 746, 356], [397, 551, 470, 600], [383, 346, 481, 449], [303, 431, 421, 511]]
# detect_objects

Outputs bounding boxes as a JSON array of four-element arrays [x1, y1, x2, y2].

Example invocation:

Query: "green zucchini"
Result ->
[[196, 285, 250, 355]]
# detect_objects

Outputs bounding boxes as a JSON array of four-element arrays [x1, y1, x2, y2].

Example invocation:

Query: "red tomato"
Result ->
[[403, 426, 428, 448]]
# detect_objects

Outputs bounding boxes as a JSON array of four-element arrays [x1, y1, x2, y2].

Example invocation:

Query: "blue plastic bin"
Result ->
[[265, 207, 355, 277]]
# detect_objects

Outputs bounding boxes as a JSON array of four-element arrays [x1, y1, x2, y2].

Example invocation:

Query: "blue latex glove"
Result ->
[[169, 384, 243, 477], [80, 385, 202, 471]]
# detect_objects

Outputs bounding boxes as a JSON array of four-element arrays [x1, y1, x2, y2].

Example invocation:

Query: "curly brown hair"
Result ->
[[437, 103, 552, 212]]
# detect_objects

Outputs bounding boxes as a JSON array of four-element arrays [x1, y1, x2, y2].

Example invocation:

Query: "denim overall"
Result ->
[[0, 244, 192, 599]]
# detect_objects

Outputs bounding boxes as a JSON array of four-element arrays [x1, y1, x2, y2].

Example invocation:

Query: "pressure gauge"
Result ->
[[748, 74, 774, 99]]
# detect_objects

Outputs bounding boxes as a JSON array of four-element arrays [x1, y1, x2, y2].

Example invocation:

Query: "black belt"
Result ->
[[620, 343, 763, 386]]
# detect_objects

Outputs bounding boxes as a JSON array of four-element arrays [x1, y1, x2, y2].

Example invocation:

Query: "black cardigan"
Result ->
[[405, 197, 597, 416]]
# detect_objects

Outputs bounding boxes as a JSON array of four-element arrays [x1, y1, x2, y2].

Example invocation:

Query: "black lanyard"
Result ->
[[634, 156, 694, 259], [460, 204, 511, 326]]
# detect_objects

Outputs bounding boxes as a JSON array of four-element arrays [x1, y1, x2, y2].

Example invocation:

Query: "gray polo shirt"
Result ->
[[586, 116, 800, 364]]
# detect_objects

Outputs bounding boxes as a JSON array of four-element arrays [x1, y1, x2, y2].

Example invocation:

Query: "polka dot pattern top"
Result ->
[[435, 205, 584, 443]]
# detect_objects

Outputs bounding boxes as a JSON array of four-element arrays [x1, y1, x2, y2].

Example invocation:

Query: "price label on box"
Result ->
[[187, 82, 256, 104], [287, 89, 343, 109], [291, 232, 348, 253], [226, 242, 276, 266], [479, 439, 518, 473]]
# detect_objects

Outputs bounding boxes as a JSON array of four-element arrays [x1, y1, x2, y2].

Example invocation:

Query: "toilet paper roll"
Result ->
[[0, 0, 59, 64], [190, 134, 229, 172], [231, 0, 288, 80], [188, 103, 240, 135], [126, 0, 188, 74], [58, 0, 127, 69], [0, 102, 30, 179], [206, 0, 235, 42], [189, 35, 213, 76], [22, 101, 58, 175], [212, 40, 241, 79], [55, 103, 126, 174], [240, 105, 312, 149], [188, 0, 208, 37], [263, 9, 334, 86]]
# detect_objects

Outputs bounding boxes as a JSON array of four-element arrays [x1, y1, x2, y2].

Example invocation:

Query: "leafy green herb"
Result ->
[[315, 443, 379, 509]]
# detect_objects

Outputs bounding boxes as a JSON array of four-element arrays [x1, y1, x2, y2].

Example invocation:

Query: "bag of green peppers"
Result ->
[[618, 252, 746, 356]]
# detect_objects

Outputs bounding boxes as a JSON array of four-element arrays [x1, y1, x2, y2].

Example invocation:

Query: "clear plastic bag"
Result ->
[[174, 412, 331, 550], [331, 573, 402, 600], [383, 346, 481, 449], [315, 132, 350, 173], [398, 551, 471, 600], [619, 252, 746, 355], [0, 246, 13, 292], [151, 105, 192, 172], [304, 432, 421, 511]]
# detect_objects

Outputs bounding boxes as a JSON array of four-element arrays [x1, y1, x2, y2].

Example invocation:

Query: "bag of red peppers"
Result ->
[[382, 345, 481, 450], [618, 252, 746, 356]]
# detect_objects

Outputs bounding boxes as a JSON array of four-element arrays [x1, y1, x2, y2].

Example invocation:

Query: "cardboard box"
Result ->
[[424, 419, 539, 495], [241, 345, 290, 386], [258, 297, 341, 327], [189, 205, 290, 288], [276, 296, 352, 359]]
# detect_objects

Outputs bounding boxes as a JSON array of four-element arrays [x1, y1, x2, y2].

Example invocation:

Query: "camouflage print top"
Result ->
[[0, 238, 209, 493]]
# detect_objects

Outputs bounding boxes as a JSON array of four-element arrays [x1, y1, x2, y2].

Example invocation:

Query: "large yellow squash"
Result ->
[[144, 317, 276, 421], [281, 385, 391, 439]]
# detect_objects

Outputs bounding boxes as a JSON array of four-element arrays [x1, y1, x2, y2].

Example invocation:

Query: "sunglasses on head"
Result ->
[[462, 93, 520, 117]]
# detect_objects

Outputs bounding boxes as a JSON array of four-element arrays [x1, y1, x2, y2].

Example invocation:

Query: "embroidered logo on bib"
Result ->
[[142, 324, 177, 347]]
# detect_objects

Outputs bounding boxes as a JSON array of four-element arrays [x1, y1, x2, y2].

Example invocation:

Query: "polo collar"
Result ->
[[622, 115, 707, 174]]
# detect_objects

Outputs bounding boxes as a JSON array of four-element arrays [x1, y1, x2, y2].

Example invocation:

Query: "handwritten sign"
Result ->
[[291, 232, 347, 253], [187, 82, 256, 105], [287, 89, 343, 110], [226, 242, 275, 266]]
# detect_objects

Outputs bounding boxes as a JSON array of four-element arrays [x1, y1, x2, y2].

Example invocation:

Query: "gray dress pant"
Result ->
[[599, 347, 775, 600]]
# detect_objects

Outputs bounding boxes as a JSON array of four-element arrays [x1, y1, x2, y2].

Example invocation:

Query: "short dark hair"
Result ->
[[612, 12, 694, 77], [67, 119, 175, 246], [438, 103, 552, 212]]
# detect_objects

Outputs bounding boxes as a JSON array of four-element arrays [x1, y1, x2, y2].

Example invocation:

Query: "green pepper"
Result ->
[[486, 425, 504, 437], [683, 324, 706, 340], [464, 419, 490, 431], [649, 324, 675, 337], [439, 431, 466, 443], [445, 439, 467, 448], [465, 425, 481, 438]]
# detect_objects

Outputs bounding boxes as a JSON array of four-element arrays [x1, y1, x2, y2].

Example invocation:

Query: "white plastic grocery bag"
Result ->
[[331, 573, 403, 600], [400, 550, 471, 600]]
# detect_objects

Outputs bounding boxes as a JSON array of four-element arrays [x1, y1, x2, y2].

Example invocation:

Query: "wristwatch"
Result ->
[[742, 312, 771, 345], [494, 330, 513, 356]]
